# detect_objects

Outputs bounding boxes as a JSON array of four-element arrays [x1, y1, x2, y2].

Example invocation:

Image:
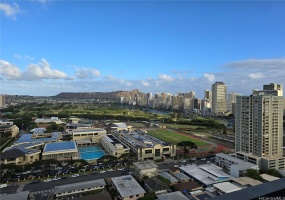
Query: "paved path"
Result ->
[[16, 183, 25, 193]]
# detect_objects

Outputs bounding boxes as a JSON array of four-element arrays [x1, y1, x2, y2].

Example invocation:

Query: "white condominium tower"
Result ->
[[235, 83, 285, 171], [211, 82, 227, 114]]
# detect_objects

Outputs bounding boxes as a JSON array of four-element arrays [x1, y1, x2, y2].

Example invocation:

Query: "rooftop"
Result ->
[[0, 191, 30, 200], [213, 182, 242, 193], [211, 178, 285, 200], [116, 129, 169, 148], [111, 175, 146, 197], [216, 153, 257, 168], [159, 172, 178, 183], [134, 161, 159, 170], [144, 178, 170, 192], [43, 141, 77, 152], [174, 173, 190, 181], [180, 164, 232, 186], [157, 191, 189, 200], [260, 174, 280, 182], [232, 177, 262, 187], [15, 133, 61, 144], [73, 128, 106, 133], [54, 179, 105, 194]]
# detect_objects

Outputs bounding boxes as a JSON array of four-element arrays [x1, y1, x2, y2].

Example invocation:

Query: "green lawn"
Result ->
[[147, 129, 206, 146], [161, 123, 205, 129]]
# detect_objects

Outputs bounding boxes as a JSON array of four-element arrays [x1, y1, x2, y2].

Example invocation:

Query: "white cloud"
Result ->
[[14, 54, 34, 60], [0, 2, 20, 19], [75, 67, 100, 79], [103, 75, 117, 81], [0, 58, 71, 80], [158, 74, 174, 82], [0, 60, 22, 79], [224, 58, 285, 70], [120, 79, 133, 87], [24, 58, 69, 80], [203, 73, 215, 82], [141, 80, 150, 87], [248, 72, 264, 79]]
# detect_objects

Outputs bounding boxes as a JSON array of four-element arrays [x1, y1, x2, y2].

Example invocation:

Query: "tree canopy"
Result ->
[[177, 141, 198, 155]]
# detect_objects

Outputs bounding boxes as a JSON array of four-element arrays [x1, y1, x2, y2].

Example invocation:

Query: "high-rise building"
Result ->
[[263, 83, 283, 96], [235, 83, 285, 171], [204, 90, 212, 101], [227, 92, 241, 114], [0, 95, 6, 108], [211, 82, 227, 114]]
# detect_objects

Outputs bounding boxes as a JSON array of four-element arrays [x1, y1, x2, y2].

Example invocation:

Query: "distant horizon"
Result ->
[[1, 1, 285, 98]]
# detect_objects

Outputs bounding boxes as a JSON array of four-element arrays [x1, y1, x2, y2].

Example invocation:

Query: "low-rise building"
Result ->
[[172, 181, 203, 192], [0, 121, 19, 137], [112, 130, 176, 161], [133, 161, 158, 179], [106, 122, 132, 131], [159, 172, 179, 185], [231, 177, 262, 188], [101, 134, 130, 158], [215, 153, 259, 177], [180, 164, 233, 187], [15, 132, 62, 144], [53, 179, 106, 200], [212, 182, 242, 195], [111, 175, 146, 200], [42, 141, 79, 161], [260, 173, 280, 182], [1, 142, 43, 165], [72, 128, 107, 143], [157, 191, 189, 200], [65, 123, 93, 134], [144, 178, 170, 195], [174, 173, 191, 182]]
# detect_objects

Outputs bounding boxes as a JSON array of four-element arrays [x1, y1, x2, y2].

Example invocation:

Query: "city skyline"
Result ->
[[1, 1, 285, 97]]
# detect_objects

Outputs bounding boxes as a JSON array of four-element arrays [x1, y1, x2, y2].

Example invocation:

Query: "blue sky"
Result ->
[[1, 1, 285, 98]]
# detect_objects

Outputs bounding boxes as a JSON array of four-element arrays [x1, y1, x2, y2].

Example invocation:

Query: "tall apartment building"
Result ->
[[211, 82, 227, 114], [0, 95, 6, 108], [235, 83, 285, 171], [204, 90, 212, 102], [263, 83, 283, 96], [228, 92, 241, 114]]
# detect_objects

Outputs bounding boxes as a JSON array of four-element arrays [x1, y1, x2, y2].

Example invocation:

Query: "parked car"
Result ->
[[100, 170, 106, 173], [30, 180, 40, 184]]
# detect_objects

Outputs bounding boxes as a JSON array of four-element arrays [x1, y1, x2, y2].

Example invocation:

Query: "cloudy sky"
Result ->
[[1, 1, 285, 98]]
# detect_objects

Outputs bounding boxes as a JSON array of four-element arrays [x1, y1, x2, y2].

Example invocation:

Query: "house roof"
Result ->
[[213, 182, 242, 193], [157, 191, 189, 200], [54, 179, 105, 194], [172, 181, 201, 192], [111, 175, 146, 197], [174, 173, 190, 181], [159, 172, 178, 183], [0, 191, 30, 200], [1, 148, 26, 159], [144, 178, 170, 192]]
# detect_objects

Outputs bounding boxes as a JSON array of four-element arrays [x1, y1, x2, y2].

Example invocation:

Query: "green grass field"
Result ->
[[147, 129, 206, 146]]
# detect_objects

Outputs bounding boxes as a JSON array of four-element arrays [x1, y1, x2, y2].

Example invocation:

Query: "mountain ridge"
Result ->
[[55, 89, 146, 99]]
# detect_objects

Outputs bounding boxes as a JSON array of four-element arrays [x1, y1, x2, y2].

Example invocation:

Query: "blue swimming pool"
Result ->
[[78, 146, 106, 160]]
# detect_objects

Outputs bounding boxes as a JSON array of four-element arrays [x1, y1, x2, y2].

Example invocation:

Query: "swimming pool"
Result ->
[[78, 146, 106, 160]]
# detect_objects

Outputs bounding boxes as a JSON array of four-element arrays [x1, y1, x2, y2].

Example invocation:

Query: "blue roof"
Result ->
[[15, 134, 60, 143], [44, 141, 77, 152]]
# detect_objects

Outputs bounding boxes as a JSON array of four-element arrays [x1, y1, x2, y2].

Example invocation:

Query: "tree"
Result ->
[[222, 125, 227, 135], [138, 190, 155, 200], [97, 155, 117, 164], [244, 169, 263, 181], [266, 169, 283, 178], [119, 153, 130, 161], [177, 141, 198, 156]]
